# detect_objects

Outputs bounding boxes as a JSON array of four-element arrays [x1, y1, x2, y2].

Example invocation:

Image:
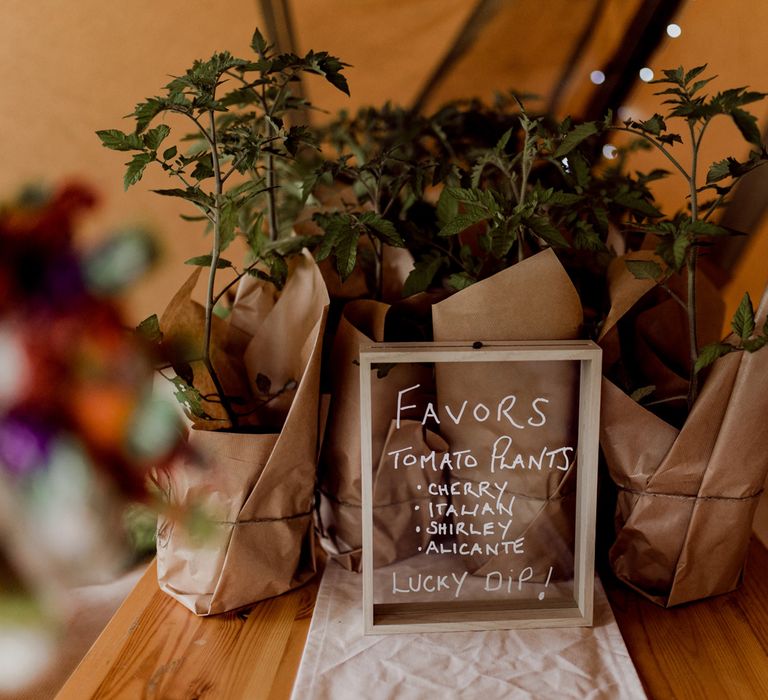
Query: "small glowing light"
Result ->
[[590, 70, 606, 85], [667, 23, 682, 38], [602, 145, 618, 160], [639, 67, 654, 82], [561, 157, 570, 173]]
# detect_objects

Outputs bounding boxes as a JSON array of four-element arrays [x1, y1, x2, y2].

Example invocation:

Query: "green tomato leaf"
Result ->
[[684, 65, 708, 85], [438, 213, 488, 237], [132, 98, 166, 134], [625, 259, 662, 281], [707, 158, 733, 183], [446, 272, 476, 291], [525, 216, 569, 248], [630, 385, 656, 403], [570, 152, 591, 189], [136, 314, 163, 345], [170, 376, 213, 420], [687, 220, 730, 237], [730, 108, 763, 146], [694, 342, 735, 373], [489, 221, 518, 258], [637, 114, 666, 136], [547, 191, 583, 206], [573, 221, 606, 251], [218, 202, 237, 252], [613, 191, 662, 218], [495, 128, 513, 152], [402, 256, 444, 297], [744, 335, 768, 353], [251, 28, 268, 54], [143, 124, 171, 151], [123, 152, 153, 190], [359, 212, 404, 247], [184, 255, 233, 269], [672, 234, 690, 270], [96, 129, 143, 151], [331, 226, 359, 280], [731, 292, 755, 341], [313, 212, 359, 280], [436, 186, 460, 227], [554, 122, 598, 158], [151, 187, 215, 209]]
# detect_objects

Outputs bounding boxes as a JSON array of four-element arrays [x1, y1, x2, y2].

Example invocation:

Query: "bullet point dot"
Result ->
[[418, 546, 423, 552], [416, 484, 422, 491], [414, 505, 420, 511], [415, 526, 421, 533]]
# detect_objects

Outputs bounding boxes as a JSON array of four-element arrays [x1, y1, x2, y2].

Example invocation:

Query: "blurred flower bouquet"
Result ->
[[0, 183, 183, 690]]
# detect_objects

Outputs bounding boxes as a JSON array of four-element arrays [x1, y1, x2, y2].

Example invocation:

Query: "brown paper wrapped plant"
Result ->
[[96, 29, 350, 614], [598, 65, 768, 606]]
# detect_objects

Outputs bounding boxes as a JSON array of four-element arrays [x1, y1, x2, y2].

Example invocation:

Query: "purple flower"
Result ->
[[0, 417, 53, 477]]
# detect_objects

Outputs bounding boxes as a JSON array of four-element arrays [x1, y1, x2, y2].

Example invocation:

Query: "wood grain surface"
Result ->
[[56, 562, 319, 700], [57, 540, 768, 699], [604, 537, 768, 699]]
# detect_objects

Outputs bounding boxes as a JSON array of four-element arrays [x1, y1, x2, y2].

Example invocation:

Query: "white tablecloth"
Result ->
[[291, 561, 646, 700]]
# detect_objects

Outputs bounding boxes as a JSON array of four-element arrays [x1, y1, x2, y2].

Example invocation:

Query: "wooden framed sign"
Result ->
[[359, 340, 601, 634]]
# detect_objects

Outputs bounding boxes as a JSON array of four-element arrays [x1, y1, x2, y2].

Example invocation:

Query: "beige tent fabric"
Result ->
[[3, 0, 768, 326], [292, 0, 478, 114], [425, 0, 641, 114]]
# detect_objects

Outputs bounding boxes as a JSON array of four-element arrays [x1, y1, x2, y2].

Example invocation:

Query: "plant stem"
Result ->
[[262, 78, 292, 242], [645, 394, 688, 408], [686, 120, 701, 410], [366, 230, 385, 300], [516, 119, 534, 262], [614, 121, 701, 409], [660, 282, 688, 312], [212, 266, 253, 307], [265, 152, 279, 241], [204, 108, 238, 427], [609, 126, 690, 180]]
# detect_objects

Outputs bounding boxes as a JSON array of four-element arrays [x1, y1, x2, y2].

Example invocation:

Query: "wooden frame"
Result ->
[[359, 340, 602, 634]]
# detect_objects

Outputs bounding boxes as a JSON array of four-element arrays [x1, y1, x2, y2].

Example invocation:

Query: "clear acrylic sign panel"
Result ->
[[360, 341, 601, 634]]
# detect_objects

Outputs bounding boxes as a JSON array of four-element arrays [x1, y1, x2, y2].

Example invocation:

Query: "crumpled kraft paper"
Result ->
[[600, 255, 768, 606], [432, 249, 584, 579], [156, 251, 329, 615], [290, 560, 646, 700], [317, 299, 446, 571]]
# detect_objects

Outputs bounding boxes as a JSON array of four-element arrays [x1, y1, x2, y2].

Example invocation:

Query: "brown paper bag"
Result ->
[[600, 259, 768, 606], [371, 420, 449, 568], [156, 251, 329, 614], [432, 249, 584, 581], [317, 299, 447, 571]]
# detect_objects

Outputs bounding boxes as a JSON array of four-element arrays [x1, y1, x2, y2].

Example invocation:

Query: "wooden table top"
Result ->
[[57, 539, 768, 700]]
